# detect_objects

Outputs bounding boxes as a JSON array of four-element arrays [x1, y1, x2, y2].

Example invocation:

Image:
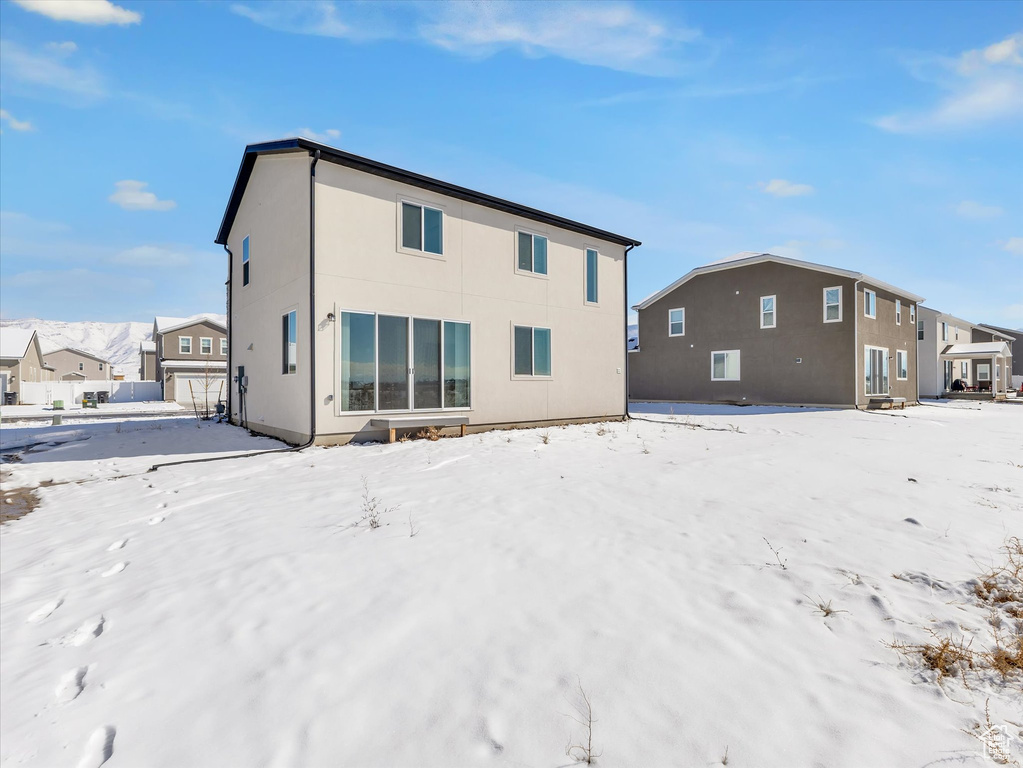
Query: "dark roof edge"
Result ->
[[215, 138, 642, 248]]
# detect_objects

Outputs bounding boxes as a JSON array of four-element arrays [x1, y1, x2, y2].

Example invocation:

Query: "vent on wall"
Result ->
[[795, 358, 803, 364]]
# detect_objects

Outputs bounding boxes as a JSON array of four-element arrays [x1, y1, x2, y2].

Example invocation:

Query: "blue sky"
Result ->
[[1, 0, 1020, 327]]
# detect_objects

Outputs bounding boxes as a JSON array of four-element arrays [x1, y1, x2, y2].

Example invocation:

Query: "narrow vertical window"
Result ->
[[823, 287, 842, 323], [760, 295, 776, 329], [220, 338, 228, 355], [910, 305, 916, 324], [864, 289, 876, 318], [668, 308, 685, 337], [917, 320, 924, 340], [896, 299, 901, 325], [242, 236, 250, 286], [340, 312, 375, 411], [585, 248, 598, 304], [401, 202, 422, 251], [282, 310, 297, 374], [516, 232, 548, 275], [941, 322, 948, 341], [377, 315, 410, 410], [896, 350, 908, 380], [443, 321, 471, 408]]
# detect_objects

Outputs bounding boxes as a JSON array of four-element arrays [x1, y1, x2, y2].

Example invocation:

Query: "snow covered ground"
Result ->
[[1, 402, 185, 423], [1, 404, 1021, 767]]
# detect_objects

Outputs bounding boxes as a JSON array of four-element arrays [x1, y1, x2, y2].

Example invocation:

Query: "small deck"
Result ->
[[868, 397, 906, 410], [369, 415, 470, 443]]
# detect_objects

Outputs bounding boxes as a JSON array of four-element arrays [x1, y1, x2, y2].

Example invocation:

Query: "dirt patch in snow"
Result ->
[[1, 476, 63, 525]]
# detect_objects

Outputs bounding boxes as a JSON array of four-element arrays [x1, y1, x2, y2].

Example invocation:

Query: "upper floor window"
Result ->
[[179, 337, 192, 354], [585, 248, 598, 304], [760, 295, 776, 329], [242, 236, 250, 286], [401, 201, 443, 255], [864, 289, 876, 319], [514, 325, 552, 377], [909, 304, 915, 324], [282, 311, 297, 374], [941, 322, 948, 341], [823, 287, 842, 323], [220, 338, 228, 356], [517, 231, 548, 276], [917, 320, 924, 340], [668, 307, 685, 337], [99, 363, 103, 371], [200, 337, 213, 355], [896, 299, 902, 325], [78, 362, 84, 371]]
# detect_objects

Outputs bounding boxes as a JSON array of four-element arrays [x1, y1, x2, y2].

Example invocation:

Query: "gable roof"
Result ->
[[976, 324, 1017, 342], [140, 341, 157, 353], [942, 341, 1011, 357], [634, 252, 925, 310], [215, 138, 642, 249], [155, 314, 227, 334], [0, 328, 37, 360], [44, 347, 113, 365]]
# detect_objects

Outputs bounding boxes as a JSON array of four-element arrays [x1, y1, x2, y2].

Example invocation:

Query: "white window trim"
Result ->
[[583, 246, 600, 306], [336, 310, 474, 415], [710, 349, 741, 382], [895, 299, 901, 326], [864, 345, 890, 396], [241, 235, 250, 287], [760, 295, 777, 329], [823, 286, 843, 323], [514, 227, 550, 280], [179, 336, 192, 354], [910, 304, 916, 324], [220, 338, 228, 356], [864, 289, 876, 319], [511, 323, 553, 380], [668, 307, 685, 337], [199, 337, 213, 356], [396, 197, 445, 259], [896, 349, 908, 380], [977, 363, 991, 381]]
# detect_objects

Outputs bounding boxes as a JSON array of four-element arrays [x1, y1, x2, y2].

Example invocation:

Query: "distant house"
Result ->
[[139, 341, 157, 381], [43, 347, 113, 381], [979, 323, 1021, 389], [629, 252, 924, 408], [214, 138, 639, 445], [152, 315, 228, 404], [916, 308, 1014, 398], [0, 329, 54, 403]]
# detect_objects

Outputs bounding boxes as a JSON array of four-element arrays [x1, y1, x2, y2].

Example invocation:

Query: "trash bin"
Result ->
[[2, 392, 16, 406], [53, 400, 65, 410], [84, 391, 96, 401], [97, 391, 109, 404]]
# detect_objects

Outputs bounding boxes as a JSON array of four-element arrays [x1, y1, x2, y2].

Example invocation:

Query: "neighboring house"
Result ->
[[0, 329, 53, 403], [629, 252, 924, 408], [139, 341, 157, 381], [43, 347, 113, 381], [215, 137, 640, 445], [152, 315, 228, 404], [916, 308, 1014, 397], [979, 323, 1022, 388]]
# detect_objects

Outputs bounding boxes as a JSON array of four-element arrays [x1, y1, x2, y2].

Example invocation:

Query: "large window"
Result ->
[[200, 337, 213, 355], [514, 326, 551, 377], [179, 336, 192, 354], [711, 350, 740, 381], [864, 289, 876, 319], [668, 308, 685, 337], [896, 299, 902, 325], [401, 201, 443, 255], [242, 236, 250, 286], [896, 349, 908, 380], [760, 295, 776, 329], [585, 248, 598, 304], [823, 287, 842, 323], [865, 346, 889, 395], [282, 311, 297, 374], [517, 231, 548, 275], [339, 312, 470, 412]]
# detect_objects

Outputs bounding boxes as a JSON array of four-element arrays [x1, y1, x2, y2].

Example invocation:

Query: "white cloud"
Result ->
[[758, 179, 814, 198], [0, 39, 105, 103], [955, 200, 1004, 219], [232, 1, 704, 76], [875, 32, 1023, 133], [766, 239, 845, 260], [108, 181, 176, 212], [0, 109, 34, 131], [298, 127, 341, 143], [11, 0, 141, 26], [1004, 237, 1023, 255]]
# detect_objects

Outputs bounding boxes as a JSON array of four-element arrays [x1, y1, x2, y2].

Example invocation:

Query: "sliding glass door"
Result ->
[[413, 319, 441, 410], [378, 315, 409, 411], [865, 347, 889, 396]]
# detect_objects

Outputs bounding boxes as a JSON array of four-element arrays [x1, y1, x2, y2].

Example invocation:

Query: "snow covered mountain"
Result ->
[[0, 318, 152, 380]]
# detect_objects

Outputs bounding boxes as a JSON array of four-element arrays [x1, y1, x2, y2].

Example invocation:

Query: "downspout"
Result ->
[[853, 279, 861, 408], [223, 243, 233, 424], [623, 243, 635, 419]]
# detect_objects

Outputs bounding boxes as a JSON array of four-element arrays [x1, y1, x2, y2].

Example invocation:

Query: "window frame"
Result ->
[[896, 349, 908, 380], [668, 307, 685, 337], [511, 324, 553, 380], [99, 363, 103, 371], [909, 304, 915, 325], [179, 336, 192, 355], [78, 362, 84, 371], [710, 349, 741, 382], [282, 310, 298, 375], [242, 235, 250, 287], [199, 337, 213, 356], [514, 228, 549, 278], [336, 309, 473, 414], [864, 289, 877, 319], [760, 295, 777, 329], [864, 345, 890, 396], [584, 247, 599, 305], [960, 361, 968, 379], [397, 198, 445, 258], [823, 286, 843, 323], [977, 363, 991, 381], [896, 299, 901, 326], [917, 319, 925, 340], [941, 322, 948, 342], [220, 338, 228, 356]]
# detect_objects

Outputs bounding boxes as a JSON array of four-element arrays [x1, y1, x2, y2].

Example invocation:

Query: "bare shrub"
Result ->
[[804, 594, 847, 618], [540, 431, 551, 445], [763, 538, 788, 570], [885, 630, 976, 682], [415, 426, 441, 441], [564, 681, 601, 765], [358, 476, 398, 530]]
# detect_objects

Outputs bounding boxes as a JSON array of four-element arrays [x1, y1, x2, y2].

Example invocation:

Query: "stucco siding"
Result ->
[[855, 284, 919, 406], [43, 349, 112, 381]]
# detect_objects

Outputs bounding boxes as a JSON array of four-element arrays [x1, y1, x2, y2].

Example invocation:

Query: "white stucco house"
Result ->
[[215, 138, 640, 445], [916, 306, 1014, 398]]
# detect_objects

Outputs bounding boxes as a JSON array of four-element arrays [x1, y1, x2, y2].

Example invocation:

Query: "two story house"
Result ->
[[151, 315, 228, 404], [916, 307, 1014, 398], [629, 252, 924, 408], [0, 329, 53, 404], [43, 348, 113, 381], [215, 138, 640, 445]]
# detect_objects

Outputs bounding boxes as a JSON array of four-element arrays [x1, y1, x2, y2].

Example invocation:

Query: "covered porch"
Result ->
[[939, 341, 1013, 398]]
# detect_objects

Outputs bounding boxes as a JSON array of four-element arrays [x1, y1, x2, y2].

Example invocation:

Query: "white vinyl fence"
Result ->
[[18, 380, 164, 405]]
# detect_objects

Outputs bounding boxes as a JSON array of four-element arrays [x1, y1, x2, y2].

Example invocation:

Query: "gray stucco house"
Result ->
[[152, 315, 228, 404], [629, 252, 924, 408], [0, 328, 53, 403], [43, 347, 113, 381]]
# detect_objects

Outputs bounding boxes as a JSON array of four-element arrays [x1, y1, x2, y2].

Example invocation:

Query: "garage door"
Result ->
[[173, 374, 226, 407]]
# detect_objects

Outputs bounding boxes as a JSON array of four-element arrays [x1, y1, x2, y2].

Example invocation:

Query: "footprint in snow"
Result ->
[[56, 666, 87, 703], [76, 725, 115, 768], [149, 516, 164, 526], [107, 540, 126, 551], [48, 616, 104, 647], [158, 502, 168, 509], [27, 598, 64, 624], [101, 562, 127, 578]]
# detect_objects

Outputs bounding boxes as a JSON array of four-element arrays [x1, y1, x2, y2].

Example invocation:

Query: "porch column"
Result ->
[[991, 354, 998, 395]]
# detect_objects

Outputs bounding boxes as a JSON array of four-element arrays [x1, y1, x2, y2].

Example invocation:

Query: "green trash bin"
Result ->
[[53, 400, 64, 410]]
